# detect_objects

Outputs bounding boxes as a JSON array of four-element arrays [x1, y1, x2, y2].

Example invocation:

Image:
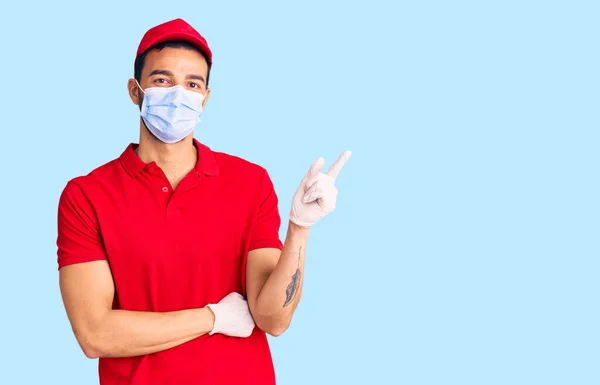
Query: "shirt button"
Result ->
[[162, 186, 168, 193]]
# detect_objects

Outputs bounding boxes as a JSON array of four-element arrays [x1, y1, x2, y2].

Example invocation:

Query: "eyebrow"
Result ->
[[148, 69, 205, 84], [148, 69, 173, 77], [186, 74, 206, 84]]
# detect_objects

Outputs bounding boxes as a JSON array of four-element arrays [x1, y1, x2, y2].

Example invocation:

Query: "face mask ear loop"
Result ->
[[135, 79, 145, 94]]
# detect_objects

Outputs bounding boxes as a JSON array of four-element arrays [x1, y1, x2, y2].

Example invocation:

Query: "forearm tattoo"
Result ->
[[283, 246, 302, 307]]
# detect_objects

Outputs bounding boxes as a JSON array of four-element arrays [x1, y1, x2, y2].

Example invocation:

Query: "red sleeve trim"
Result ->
[[248, 239, 284, 252]]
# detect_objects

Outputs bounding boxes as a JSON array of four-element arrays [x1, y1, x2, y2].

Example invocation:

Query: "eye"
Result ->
[[189, 82, 199, 89], [154, 78, 169, 85]]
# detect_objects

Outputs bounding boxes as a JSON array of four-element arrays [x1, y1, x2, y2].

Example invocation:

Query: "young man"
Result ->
[[56, 18, 350, 385]]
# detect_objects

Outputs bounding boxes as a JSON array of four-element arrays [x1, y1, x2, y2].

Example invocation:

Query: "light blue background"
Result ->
[[0, 0, 598, 384]]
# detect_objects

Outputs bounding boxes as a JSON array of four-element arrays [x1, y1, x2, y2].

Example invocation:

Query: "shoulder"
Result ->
[[208, 149, 279, 201], [212, 150, 270, 180], [59, 157, 122, 204]]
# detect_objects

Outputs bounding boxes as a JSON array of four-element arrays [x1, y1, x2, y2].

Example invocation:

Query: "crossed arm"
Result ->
[[59, 222, 307, 360], [59, 261, 216, 359]]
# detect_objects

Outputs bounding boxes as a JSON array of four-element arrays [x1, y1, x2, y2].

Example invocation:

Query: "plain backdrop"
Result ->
[[0, 1, 598, 384]]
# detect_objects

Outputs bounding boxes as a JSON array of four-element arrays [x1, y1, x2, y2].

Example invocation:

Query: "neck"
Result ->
[[136, 128, 197, 189]]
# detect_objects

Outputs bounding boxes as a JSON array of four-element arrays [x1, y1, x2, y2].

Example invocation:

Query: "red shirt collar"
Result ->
[[119, 138, 219, 178]]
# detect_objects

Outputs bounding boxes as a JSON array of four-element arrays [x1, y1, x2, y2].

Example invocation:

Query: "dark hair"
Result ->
[[134, 40, 211, 87]]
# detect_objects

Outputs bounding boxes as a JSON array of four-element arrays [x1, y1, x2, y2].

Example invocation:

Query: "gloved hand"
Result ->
[[205, 292, 255, 337], [289, 150, 351, 227]]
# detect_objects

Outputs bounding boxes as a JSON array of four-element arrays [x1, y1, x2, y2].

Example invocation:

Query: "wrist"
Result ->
[[200, 306, 216, 334], [288, 220, 310, 234]]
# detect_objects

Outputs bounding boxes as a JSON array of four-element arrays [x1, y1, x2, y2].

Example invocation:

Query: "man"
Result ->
[[57, 18, 350, 385]]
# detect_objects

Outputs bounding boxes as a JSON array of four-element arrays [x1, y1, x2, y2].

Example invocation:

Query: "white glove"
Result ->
[[206, 292, 255, 337], [289, 150, 351, 227]]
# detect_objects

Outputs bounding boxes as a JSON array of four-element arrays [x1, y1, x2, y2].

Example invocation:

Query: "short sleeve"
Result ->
[[56, 180, 107, 270], [248, 170, 284, 251]]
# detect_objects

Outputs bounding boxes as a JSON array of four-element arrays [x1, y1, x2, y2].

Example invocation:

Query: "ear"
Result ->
[[127, 78, 142, 106], [202, 88, 211, 110]]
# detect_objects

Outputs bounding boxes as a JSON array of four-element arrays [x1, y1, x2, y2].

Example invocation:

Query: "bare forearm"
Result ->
[[255, 222, 308, 333], [83, 307, 214, 358]]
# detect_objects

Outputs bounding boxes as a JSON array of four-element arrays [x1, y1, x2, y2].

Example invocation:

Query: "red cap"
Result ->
[[136, 18, 212, 66]]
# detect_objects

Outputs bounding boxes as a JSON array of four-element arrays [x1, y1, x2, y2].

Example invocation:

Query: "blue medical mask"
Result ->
[[136, 81, 205, 144]]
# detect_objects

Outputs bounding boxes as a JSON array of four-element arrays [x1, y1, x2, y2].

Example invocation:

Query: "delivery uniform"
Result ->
[[57, 139, 283, 384]]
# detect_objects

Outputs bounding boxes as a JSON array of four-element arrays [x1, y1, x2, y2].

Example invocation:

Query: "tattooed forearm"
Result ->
[[283, 246, 302, 307]]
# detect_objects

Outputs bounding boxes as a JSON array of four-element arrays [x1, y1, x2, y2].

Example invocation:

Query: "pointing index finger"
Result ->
[[326, 150, 352, 179]]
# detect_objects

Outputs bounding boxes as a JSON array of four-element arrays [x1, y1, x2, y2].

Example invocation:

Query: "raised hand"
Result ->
[[289, 150, 351, 227]]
